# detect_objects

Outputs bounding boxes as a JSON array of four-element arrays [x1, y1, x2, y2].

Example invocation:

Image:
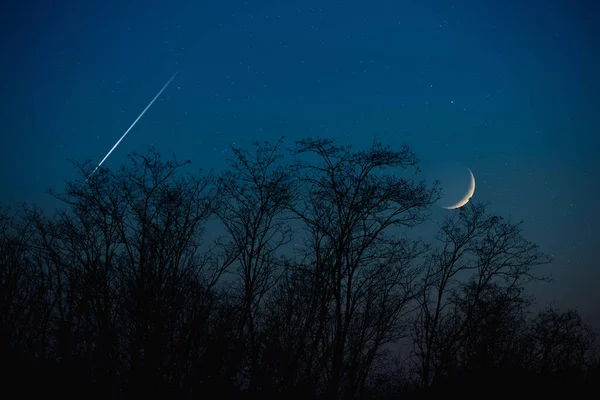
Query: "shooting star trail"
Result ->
[[85, 71, 179, 182]]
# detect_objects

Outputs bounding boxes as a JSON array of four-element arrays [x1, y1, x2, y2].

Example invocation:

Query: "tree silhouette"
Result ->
[[39, 150, 216, 396], [214, 137, 296, 391], [0, 204, 52, 369], [527, 306, 597, 376], [412, 202, 551, 387], [0, 138, 597, 399], [286, 137, 437, 398]]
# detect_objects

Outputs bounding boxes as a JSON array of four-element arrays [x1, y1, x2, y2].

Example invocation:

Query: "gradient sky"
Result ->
[[1, 0, 598, 328]]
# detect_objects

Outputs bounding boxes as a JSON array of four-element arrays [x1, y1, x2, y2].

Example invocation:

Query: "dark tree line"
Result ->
[[1, 137, 597, 398]]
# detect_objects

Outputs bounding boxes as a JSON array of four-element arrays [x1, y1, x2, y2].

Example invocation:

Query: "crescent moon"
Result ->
[[443, 169, 476, 210]]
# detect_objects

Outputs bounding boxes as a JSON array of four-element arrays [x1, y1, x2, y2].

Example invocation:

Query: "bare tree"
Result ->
[[0, 204, 52, 363], [443, 282, 532, 373], [287, 137, 436, 398], [527, 307, 597, 376], [214, 137, 296, 392], [35, 149, 217, 394], [412, 202, 551, 387]]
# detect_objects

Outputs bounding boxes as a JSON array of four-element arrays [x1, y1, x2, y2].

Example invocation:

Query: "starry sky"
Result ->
[[1, 0, 598, 327]]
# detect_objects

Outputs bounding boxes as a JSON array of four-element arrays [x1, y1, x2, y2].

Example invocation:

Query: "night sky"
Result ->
[[1, 0, 598, 328]]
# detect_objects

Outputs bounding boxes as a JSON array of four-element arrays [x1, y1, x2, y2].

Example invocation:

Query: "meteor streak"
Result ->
[[85, 72, 179, 182]]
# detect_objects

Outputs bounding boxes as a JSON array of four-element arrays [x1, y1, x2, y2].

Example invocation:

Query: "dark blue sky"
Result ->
[[1, 0, 598, 326]]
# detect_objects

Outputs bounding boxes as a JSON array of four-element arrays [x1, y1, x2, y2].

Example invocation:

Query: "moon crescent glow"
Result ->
[[443, 169, 476, 210]]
